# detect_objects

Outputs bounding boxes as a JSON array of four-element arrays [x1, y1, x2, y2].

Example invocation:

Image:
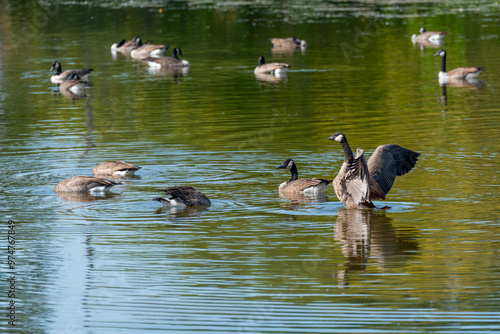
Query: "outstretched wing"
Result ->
[[343, 148, 371, 205], [367, 144, 420, 196]]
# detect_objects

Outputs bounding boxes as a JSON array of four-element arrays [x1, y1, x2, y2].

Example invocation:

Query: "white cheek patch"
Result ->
[[286, 161, 294, 170]]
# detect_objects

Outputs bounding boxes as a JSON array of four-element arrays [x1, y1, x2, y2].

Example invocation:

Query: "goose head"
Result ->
[[172, 47, 183, 58], [326, 132, 346, 143], [50, 60, 61, 72], [258, 56, 266, 66], [433, 49, 446, 58], [277, 159, 294, 170]]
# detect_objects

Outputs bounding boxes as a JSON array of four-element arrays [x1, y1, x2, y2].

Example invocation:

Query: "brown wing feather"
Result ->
[[281, 178, 331, 193], [160, 186, 211, 206], [254, 63, 290, 74], [54, 176, 120, 192], [367, 144, 420, 196], [447, 67, 483, 80], [334, 148, 371, 207], [415, 31, 446, 42], [92, 161, 141, 176]]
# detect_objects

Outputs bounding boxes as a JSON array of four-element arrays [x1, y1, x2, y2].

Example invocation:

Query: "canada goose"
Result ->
[[130, 42, 168, 59], [92, 161, 142, 177], [270, 37, 307, 48], [254, 56, 289, 76], [59, 73, 86, 96], [50, 61, 93, 84], [411, 27, 447, 44], [327, 132, 420, 209], [142, 48, 190, 68], [433, 49, 484, 85], [54, 176, 121, 193], [110, 36, 142, 52], [277, 159, 332, 195], [154, 186, 211, 207]]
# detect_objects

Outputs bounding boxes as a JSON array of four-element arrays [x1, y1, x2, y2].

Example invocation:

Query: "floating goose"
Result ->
[[59, 73, 86, 97], [411, 27, 447, 44], [327, 132, 420, 209], [130, 42, 168, 59], [142, 47, 190, 68], [277, 159, 332, 195], [154, 186, 211, 207], [270, 36, 307, 49], [111, 36, 142, 53], [433, 49, 484, 85], [54, 176, 121, 193], [92, 161, 142, 177], [254, 56, 289, 77], [50, 60, 93, 84]]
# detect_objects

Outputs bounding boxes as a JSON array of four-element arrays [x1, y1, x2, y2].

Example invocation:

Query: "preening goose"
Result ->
[[327, 132, 420, 209], [130, 42, 168, 59], [154, 186, 211, 207], [143, 48, 190, 68], [50, 60, 93, 84], [254, 56, 289, 77], [59, 73, 86, 96], [270, 37, 307, 49], [411, 27, 447, 44], [54, 176, 121, 193], [111, 36, 142, 53], [92, 161, 142, 177], [277, 159, 332, 195], [434, 49, 484, 85]]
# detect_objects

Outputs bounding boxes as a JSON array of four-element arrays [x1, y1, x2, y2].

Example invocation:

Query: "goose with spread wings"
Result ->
[[327, 132, 420, 209]]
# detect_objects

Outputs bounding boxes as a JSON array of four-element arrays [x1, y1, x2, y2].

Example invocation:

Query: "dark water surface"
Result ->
[[1, 1, 500, 333]]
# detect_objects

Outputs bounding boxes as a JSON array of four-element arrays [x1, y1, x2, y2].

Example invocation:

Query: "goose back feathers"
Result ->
[[143, 48, 190, 68], [277, 159, 332, 195], [92, 161, 142, 177], [59, 73, 86, 96], [154, 186, 211, 207], [327, 132, 420, 209], [54, 176, 121, 193], [111, 36, 142, 52]]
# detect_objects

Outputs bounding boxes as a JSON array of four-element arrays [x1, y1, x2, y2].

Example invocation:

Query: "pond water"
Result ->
[[1, 0, 500, 333]]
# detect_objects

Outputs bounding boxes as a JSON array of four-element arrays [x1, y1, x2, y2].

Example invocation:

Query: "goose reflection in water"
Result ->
[[279, 192, 328, 213], [146, 66, 189, 78], [333, 209, 419, 286], [439, 78, 485, 106], [56, 191, 120, 203]]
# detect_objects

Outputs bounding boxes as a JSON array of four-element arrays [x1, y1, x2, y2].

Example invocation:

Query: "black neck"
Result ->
[[288, 164, 299, 182], [341, 139, 354, 161], [440, 53, 446, 72]]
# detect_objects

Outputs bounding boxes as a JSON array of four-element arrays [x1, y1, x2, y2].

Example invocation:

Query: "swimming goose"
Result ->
[[111, 36, 142, 53], [270, 37, 307, 48], [142, 47, 190, 68], [92, 161, 142, 177], [59, 73, 86, 96], [433, 49, 484, 85], [50, 61, 93, 84], [154, 186, 211, 207], [130, 42, 168, 59], [327, 132, 420, 209], [411, 27, 447, 44], [277, 159, 332, 195], [254, 56, 289, 76], [54, 176, 121, 193]]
